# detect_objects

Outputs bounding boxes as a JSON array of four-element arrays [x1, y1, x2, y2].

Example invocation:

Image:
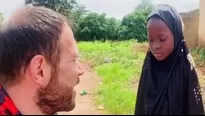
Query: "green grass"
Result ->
[[191, 48, 205, 88], [191, 48, 205, 67], [78, 40, 147, 115]]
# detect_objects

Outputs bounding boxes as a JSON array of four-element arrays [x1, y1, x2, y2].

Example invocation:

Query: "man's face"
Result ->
[[36, 23, 84, 114]]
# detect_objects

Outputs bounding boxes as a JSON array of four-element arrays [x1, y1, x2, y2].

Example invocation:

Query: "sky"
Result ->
[[0, 0, 200, 20]]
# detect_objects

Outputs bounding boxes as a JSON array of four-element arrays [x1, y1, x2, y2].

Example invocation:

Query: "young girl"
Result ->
[[135, 4, 204, 115]]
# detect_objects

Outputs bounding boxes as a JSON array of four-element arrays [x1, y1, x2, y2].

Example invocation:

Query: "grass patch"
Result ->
[[78, 40, 147, 115], [191, 48, 205, 67], [191, 48, 205, 90]]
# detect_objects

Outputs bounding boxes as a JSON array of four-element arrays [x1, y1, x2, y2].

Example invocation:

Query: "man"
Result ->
[[0, 5, 84, 115]]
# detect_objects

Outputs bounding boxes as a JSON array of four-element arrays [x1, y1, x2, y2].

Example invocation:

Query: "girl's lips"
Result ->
[[154, 53, 163, 58]]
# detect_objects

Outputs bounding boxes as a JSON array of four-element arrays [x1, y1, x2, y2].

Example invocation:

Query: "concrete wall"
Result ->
[[198, 0, 205, 48], [180, 9, 199, 49]]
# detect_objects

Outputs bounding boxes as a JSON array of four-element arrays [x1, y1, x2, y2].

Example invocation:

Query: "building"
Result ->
[[198, 0, 205, 48]]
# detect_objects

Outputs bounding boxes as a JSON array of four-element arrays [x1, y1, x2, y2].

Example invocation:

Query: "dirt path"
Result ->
[[58, 63, 105, 115]]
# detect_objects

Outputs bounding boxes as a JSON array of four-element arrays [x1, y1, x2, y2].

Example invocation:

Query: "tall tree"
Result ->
[[25, 0, 88, 30], [134, 0, 153, 17], [75, 12, 120, 41], [71, 4, 89, 32], [118, 0, 153, 42], [76, 12, 107, 41], [25, 0, 78, 17]]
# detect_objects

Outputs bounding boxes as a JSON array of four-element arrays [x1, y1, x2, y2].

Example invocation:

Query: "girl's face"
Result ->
[[147, 18, 174, 61]]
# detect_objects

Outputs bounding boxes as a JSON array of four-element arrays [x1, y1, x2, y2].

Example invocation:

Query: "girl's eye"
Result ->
[[160, 39, 166, 42]]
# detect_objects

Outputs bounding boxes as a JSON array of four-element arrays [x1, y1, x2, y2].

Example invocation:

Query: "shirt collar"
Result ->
[[0, 85, 22, 115]]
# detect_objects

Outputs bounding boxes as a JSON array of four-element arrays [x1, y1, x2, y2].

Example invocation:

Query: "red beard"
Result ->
[[36, 75, 77, 115]]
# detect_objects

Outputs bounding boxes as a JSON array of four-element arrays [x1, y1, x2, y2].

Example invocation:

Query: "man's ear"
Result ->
[[26, 55, 51, 87]]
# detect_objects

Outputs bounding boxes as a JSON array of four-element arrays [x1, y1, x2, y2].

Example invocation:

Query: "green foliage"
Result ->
[[25, 0, 77, 15], [0, 13, 3, 21], [104, 17, 121, 41], [76, 0, 153, 41], [0, 13, 4, 27], [118, 12, 147, 42], [25, 0, 56, 10], [25, 0, 153, 42], [135, 0, 154, 16], [76, 12, 107, 41], [25, 0, 88, 30], [76, 12, 120, 41], [71, 4, 89, 32], [118, 0, 153, 42], [191, 48, 205, 67]]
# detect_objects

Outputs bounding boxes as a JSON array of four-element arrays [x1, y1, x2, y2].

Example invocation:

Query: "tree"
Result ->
[[71, 4, 89, 32], [25, 0, 56, 11], [118, 0, 153, 42], [24, 0, 153, 42], [75, 12, 120, 41], [75, 12, 106, 41], [105, 17, 120, 40], [25, 0, 78, 17], [0, 13, 4, 27], [134, 0, 153, 16], [25, 0, 88, 31]]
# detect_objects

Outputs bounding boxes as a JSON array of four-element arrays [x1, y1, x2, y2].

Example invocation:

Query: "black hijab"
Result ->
[[134, 4, 204, 115]]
